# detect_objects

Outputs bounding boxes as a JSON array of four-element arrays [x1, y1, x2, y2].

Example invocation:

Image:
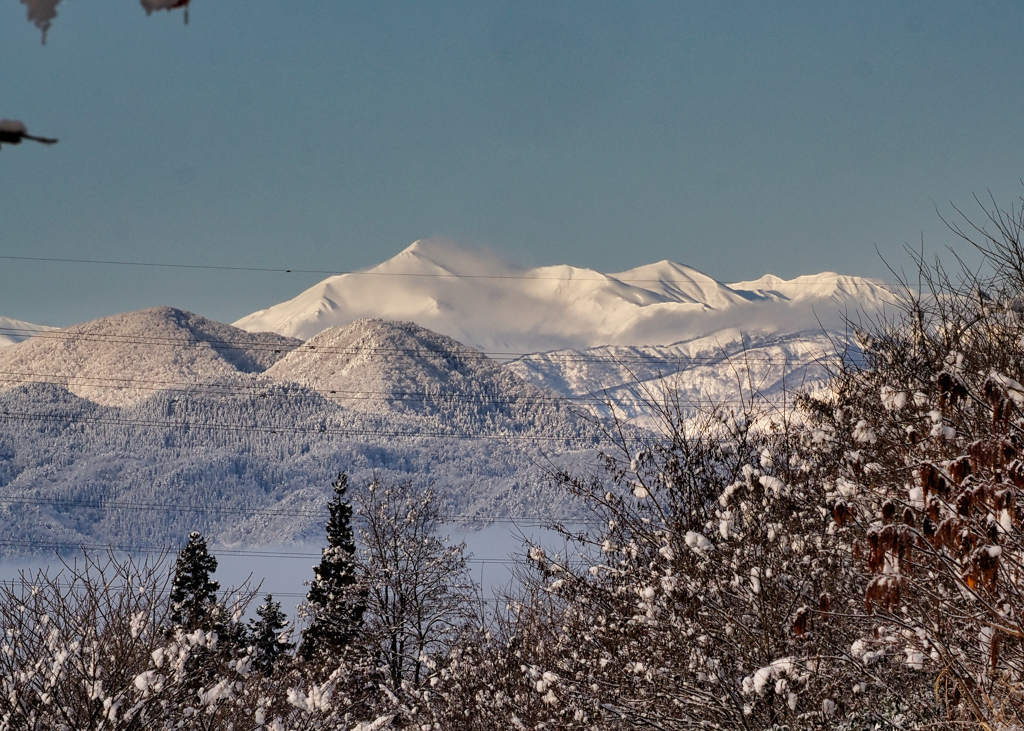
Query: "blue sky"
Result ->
[[3, 0, 1024, 327]]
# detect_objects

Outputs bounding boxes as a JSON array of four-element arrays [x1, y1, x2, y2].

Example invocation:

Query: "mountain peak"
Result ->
[[382, 239, 458, 275], [264, 317, 570, 426], [729, 272, 890, 303], [267, 318, 482, 392], [376, 238, 519, 279]]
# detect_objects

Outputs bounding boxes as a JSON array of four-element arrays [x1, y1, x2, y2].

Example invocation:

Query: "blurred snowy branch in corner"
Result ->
[[19, 0, 192, 45], [0, 119, 57, 148], [20, 0, 61, 44]]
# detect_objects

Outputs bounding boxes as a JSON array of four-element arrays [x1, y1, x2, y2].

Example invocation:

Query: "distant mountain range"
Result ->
[[234, 239, 893, 353], [0, 316, 55, 347], [0, 242, 893, 555]]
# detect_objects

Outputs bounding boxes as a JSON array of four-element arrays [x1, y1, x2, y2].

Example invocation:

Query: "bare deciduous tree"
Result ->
[[356, 479, 478, 691]]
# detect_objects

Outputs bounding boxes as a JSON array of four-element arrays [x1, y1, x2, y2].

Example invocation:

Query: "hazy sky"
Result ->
[[4, 0, 1024, 327]]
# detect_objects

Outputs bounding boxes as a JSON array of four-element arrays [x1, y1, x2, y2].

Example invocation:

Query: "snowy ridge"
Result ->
[[0, 238, 894, 554], [265, 319, 504, 412], [728, 272, 889, 302], [234, 239, 893, 352], [507, 328, 838, 424], [0, 316, 55, 347]]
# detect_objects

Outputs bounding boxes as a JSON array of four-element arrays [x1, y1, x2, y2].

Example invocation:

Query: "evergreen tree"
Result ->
[[169, 530, 220, 631], [248, 593, 294, 674], [301, 472, 364, 661]]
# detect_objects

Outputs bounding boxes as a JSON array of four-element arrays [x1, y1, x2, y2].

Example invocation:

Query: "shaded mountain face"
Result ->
[[0, 379, 593, 555], [234, 239, 894, 352], [0, 306, 302, 406]]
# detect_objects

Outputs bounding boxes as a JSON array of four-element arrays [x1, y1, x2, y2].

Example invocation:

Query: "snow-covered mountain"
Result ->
[[0, 243, 895, 556], [234, 239, 893, 352], [264, 319, 582, 434], [0, 316, 54, 347]]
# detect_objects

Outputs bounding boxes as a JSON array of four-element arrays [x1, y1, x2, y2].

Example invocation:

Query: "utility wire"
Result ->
[[0, 326, 842, 365], [0, 538, 566, 568], [0, 494, 584, 527], [0, 582, 494, 602], [0, 407, 614, 442], [0, 380, 820, 410], [0, 409, 607, 442], [0, 375, 612, 405], [0, 361, 831, 394], [0, 403, 801, 440], [0, 371, 634, 404], [0, 253, 895, 286]]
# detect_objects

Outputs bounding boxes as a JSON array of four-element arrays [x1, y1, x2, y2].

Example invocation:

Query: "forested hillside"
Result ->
[[0, 313, 599, 555]]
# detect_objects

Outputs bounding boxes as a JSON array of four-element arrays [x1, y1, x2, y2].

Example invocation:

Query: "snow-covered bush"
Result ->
[[0, 550, 261, 729], [444, 388, 886, 729], [801, 193, 1024, 728], [0, 550, 394, 730]]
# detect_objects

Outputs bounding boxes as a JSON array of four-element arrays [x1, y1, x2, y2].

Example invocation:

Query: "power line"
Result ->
[[0, 546, 518, 568], [0, 376, 596, 404], [0, 253, 895, 287], [0, 373, 610, 405], [0, 496, 321, 519], [0, 350, 831, 384], [0, 382, 821, 413], [0, 396, 815, 439], [0, 326, 842, 365], [0, 538, 548, 568], [0, 582, 509, 604], [0, 409, 606, 443], [0, 494, 582, 528], [0, 365, 832, 390]]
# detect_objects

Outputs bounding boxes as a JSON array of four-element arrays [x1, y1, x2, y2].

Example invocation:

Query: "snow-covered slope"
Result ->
[[0, 316, 55, 347], [728, 272, 888, 303], [234, 239, 893, 352], [0, 307, 301, 406], [266, 319, 507, 409]]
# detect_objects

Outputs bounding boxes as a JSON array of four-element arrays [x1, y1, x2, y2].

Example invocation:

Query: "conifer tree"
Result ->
[[169, 530, 220, 631], [301, 472, 364, 661], [248, 593, 294, 674]]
